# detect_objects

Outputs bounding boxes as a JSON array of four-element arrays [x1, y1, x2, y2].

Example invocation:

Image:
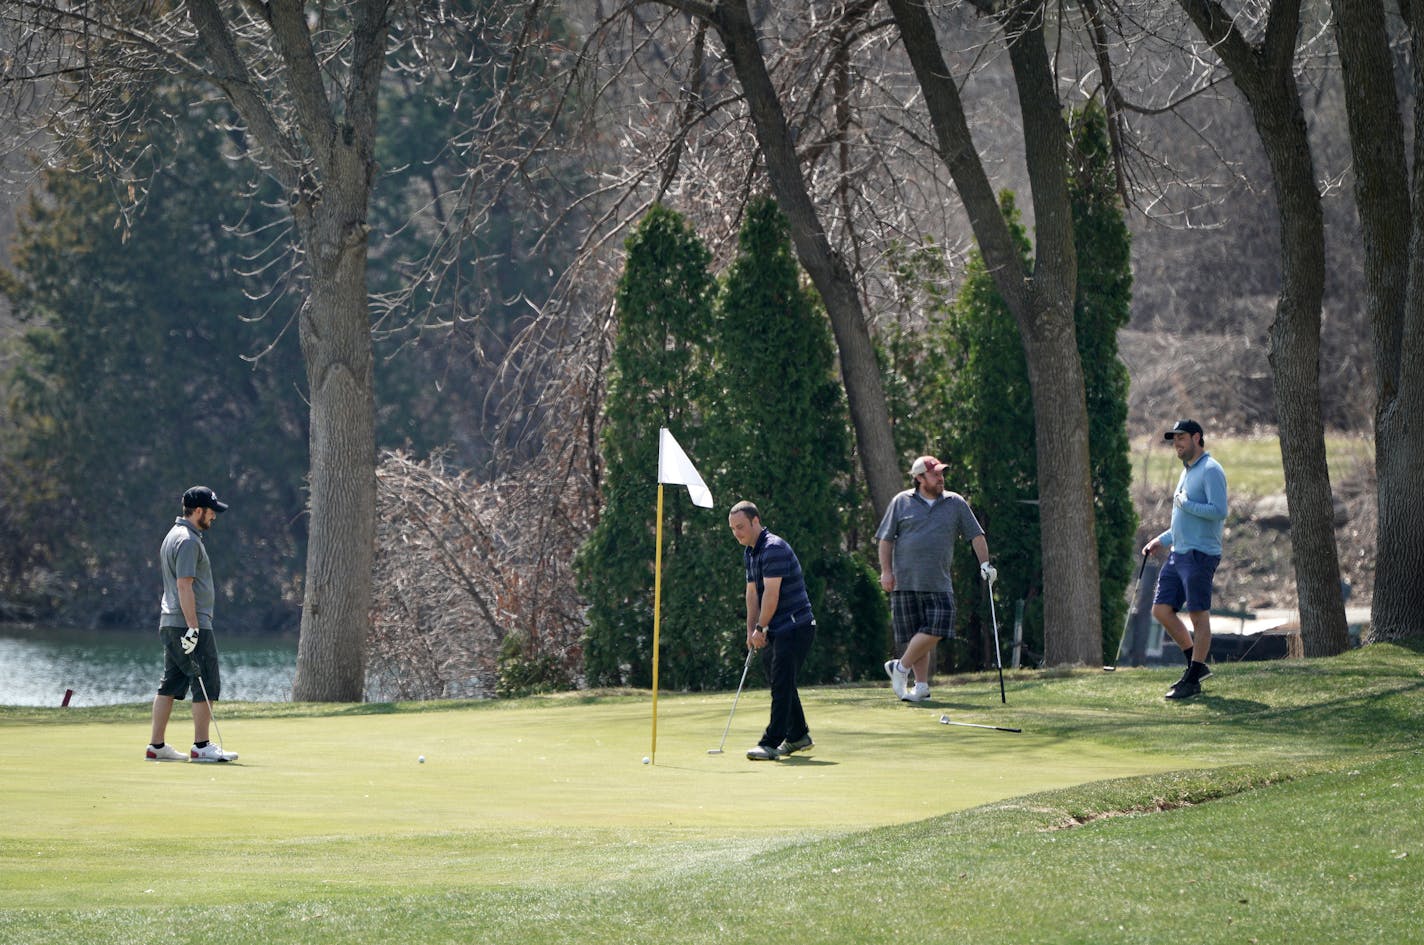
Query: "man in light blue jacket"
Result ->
[[1143, 419, 1228, 700]]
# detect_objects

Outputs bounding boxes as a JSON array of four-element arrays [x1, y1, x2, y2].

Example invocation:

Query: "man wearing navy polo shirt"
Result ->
[[1143, 419, 1229, 700], [729, 500, 815, 761]]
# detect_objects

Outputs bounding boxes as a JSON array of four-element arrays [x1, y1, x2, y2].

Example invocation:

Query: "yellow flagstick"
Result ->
[[650, 482, 664, 765]]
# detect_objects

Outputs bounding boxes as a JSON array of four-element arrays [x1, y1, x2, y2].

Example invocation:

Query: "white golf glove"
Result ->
[[980, 561, 997, 584], [1173, 489, 1187, 509], [180, 627, 200, 655]]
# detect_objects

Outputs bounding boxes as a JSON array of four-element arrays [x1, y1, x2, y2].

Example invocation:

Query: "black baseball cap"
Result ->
[[1163, 419, 1204, 442], [182, 486, 229, 513]]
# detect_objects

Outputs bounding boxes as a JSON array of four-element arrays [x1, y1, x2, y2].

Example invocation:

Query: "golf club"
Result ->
[[195, 672, 227, 752], [939, 713, 1021, 734], [1106, 550, 1149, 671], [708, 647, 755, 754], [986, 576, 1006, 704]]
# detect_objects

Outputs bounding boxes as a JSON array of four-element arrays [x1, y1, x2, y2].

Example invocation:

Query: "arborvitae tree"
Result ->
[[576, 205, 720, 688], [709, 196, 887, 684], [1068, 101, 1138, 662]]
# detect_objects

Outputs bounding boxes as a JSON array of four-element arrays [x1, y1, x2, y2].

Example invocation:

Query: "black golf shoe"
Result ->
[[777, 735, 814, 755], [1165, 678, 1202, 700]]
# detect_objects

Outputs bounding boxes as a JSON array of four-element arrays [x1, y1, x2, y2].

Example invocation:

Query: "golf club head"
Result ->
[[707, 748, 724, 754]]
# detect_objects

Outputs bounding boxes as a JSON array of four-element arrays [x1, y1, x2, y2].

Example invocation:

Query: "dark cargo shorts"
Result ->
[[1152, 550, 1221, 614], [157, 626, 221, 701]]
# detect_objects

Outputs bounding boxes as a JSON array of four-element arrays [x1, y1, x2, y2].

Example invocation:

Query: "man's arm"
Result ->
[[758, 576, 782, 628], [878, 539, 895, 592], [177, 576, 199, 628], [745, 582, 759, 647]]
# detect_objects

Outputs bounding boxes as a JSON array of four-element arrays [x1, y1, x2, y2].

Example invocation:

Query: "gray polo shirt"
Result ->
[[159, 517, 215, 629], [875, 489, 985, 594]]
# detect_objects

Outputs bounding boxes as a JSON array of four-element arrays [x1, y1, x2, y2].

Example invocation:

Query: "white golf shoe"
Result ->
[[884, 659, 909, 699], [190, 743, 238, 763], [145, 744, 188, 762], [901, 683, 931, 703]]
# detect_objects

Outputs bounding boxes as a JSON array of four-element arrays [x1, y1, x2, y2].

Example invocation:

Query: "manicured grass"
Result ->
[[1132, 433, 1372, 497], [1, 641, 1420, 944]]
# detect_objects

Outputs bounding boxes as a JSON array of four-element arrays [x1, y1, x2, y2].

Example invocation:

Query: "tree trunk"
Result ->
[[890, 0, 1103, 664], [291, 178, 378, 701], [1331, 0, 1424, 642], [709, 0, 902, 517], [1257, 99, 1349, 656]]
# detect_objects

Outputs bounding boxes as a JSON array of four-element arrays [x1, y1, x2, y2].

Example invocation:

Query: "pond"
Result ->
[[0, 625, 298, 707]]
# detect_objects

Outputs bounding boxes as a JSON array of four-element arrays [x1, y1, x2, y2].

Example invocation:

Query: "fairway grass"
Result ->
[[2, 642, 1420, 944]]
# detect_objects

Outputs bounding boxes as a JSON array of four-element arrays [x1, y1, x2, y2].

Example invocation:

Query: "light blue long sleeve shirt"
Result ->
[[1156, 452, 1228, 556]]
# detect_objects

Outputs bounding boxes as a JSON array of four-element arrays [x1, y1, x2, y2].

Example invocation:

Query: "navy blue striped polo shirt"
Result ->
[[743, 528, 814, 632]]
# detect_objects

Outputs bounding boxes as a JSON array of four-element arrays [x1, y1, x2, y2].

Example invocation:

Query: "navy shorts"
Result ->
[[890, 591, 956, 649], [157, 627, 221, 701], [1152, 550, 1220, 614]]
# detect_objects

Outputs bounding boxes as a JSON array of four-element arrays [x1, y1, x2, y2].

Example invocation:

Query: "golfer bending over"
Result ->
[[728, 501, 815, 761]]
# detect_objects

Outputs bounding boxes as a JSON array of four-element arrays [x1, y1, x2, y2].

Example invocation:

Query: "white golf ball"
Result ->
[[642, 756, 650, 765], [418, 755, 426, 764]]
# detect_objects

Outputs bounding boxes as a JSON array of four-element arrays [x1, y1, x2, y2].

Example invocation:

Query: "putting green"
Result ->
[[1, 685, 1185, 908]]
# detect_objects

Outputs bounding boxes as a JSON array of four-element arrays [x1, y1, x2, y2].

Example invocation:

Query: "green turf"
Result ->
[[2, 641, 1420, 944]]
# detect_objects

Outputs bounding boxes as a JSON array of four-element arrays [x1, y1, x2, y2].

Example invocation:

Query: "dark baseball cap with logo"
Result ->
[[1163, 419, 1204, 442], [182, 486, 229, 513]]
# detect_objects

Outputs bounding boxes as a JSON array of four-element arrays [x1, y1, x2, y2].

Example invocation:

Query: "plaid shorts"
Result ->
[[890, 591, 956, 649]]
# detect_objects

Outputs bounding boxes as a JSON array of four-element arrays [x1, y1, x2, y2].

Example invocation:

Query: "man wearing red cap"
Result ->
[[875, 456, 995, 702]]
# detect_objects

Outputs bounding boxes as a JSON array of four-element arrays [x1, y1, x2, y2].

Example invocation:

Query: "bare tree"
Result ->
[[369, 449, 589, 699], [0, 1, 517, 698]]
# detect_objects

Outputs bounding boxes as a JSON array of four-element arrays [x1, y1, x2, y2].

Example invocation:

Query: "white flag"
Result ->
[[658, 428, 713, 509]]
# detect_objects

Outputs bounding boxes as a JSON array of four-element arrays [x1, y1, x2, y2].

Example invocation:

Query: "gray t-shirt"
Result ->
[[875, 489, 985, 594], [159, 517, 215, 629]]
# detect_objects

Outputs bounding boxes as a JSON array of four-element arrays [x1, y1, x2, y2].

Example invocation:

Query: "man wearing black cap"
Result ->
[[145, 486, 238, 762], [1143, 420, 1228, 700]]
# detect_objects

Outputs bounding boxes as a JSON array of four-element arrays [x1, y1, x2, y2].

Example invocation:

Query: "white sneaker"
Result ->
[[902, 683, 931, 703], [884, 659, 909, 699], [190, 743, 238, 763], [145, 744, 187, 762]]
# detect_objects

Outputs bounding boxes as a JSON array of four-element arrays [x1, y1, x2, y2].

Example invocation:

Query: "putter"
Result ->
[[1106, 550, 1149, 671], [708, 647, 755, 754], [986, 577, 1006, 704], [939, 713, 1021, 734]]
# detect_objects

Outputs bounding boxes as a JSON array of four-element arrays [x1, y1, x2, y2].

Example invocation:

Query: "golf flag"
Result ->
[[650, 428, 712, 765], [657, 428, 713, 508]]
